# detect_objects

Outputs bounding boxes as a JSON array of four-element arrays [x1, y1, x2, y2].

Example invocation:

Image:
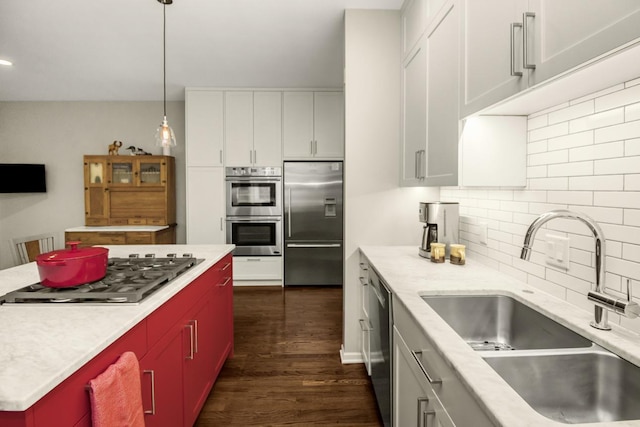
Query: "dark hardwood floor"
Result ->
[[195, 286, 383, 426]]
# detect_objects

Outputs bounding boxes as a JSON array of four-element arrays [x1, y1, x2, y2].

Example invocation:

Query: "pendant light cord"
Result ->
[[163, 3, 167, 118]]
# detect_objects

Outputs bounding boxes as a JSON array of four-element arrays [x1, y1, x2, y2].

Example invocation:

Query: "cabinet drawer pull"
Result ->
[[412, 350, 442, 385], [222, 262, 231, 271], [143, 369, 156, 415], [220, 276, 232, 287]]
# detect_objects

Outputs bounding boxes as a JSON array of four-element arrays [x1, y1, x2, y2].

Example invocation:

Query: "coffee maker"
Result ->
[[419, 202, 459, 258]]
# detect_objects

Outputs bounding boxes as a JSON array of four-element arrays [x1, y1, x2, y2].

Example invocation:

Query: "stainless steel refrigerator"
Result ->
[[283, 161, 343, 286]]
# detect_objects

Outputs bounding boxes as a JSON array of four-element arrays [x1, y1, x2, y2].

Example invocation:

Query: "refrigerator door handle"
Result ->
[[287, 187, 292, 237], [286, 243, 342, 248]]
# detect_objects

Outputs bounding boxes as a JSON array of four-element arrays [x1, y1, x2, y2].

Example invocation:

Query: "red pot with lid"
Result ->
[[36, 241, 109, 288]]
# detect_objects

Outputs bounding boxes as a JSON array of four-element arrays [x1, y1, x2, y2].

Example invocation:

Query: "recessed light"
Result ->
[[0, 59, 13, 66]]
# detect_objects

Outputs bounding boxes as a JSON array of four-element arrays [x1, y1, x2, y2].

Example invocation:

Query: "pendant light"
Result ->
[[155, 0, 177, 156]]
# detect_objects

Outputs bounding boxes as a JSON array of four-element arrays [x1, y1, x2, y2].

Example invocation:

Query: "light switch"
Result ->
[[478, 223, 488, 245], [545, 234, 569, 270]]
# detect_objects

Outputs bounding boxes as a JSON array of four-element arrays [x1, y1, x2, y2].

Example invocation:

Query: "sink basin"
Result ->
[[422, 295, 592, 350], [484, 350, 640, 423]]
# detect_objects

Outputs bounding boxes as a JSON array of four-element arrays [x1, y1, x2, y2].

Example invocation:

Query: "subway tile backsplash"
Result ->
[[442, 77, 640, 334]]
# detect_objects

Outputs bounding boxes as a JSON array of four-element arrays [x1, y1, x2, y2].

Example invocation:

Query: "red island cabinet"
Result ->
[[0, 254, 234, 427]]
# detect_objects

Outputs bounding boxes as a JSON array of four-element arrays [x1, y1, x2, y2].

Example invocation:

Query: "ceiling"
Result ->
[[0, 0, 402, 102]]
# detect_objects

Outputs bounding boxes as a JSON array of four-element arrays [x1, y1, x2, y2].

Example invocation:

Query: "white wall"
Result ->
[[342, 9, 438, 361], [0, 101, 185, 269], [443, 77, 640, 333]]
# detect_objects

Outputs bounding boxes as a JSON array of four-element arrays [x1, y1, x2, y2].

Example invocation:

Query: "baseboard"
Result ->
[[340, 345, 364, 364], [233, 280, 283, 287]]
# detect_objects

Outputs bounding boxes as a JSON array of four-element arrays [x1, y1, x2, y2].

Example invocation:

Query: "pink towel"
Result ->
[[88, 351, 145, 427]]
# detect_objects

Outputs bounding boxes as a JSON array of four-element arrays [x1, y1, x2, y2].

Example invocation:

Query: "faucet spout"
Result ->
[[520, 210, 609, 330]]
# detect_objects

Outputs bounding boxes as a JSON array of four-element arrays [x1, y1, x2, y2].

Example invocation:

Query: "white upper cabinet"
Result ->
[[459, 0, 528, 117], [186, 90, 224, 167], [283, 91, 344, 159], [401, 37, 427, 184], [401, 1, 459, 187], [253, 92, 283, 167], [225, 92, 254, 166], [460, 0, 640, 117], [313, 92, 345, 158], [528, 0, 640, 86], [225, 91, 282, 167]]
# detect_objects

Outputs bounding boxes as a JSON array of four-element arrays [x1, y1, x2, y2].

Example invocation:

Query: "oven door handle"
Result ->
[[226, 177, 281, 183], [226, 217, 281, 223], [286, 243, 341, 248]]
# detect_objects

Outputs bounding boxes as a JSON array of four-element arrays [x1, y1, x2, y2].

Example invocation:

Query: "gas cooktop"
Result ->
[[1, 254, 202, 305]]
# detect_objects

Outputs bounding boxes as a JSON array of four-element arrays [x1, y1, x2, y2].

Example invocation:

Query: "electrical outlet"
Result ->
[[545, 234, 569, 270]]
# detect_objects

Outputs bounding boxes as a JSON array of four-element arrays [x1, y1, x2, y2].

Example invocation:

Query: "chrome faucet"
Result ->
[[520, 209, 639, 330]]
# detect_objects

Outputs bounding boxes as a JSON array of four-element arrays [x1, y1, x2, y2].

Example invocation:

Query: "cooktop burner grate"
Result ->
[[1, 254, 202, 304]]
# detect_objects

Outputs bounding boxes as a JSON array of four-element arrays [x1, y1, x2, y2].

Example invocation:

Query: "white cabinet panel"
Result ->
[[459, 0, 528, 117], [460, 116, 527, 187], [424, 2, 459, 186], [529, 0, 640, 86], [314, 92, 344, 158], [186, 90, 224, 167], [233, 256, 282, 281], [283, 91, 344, 159], [401, 1, 458, 187], [283, 92, 315, 158], [401, 39, 427, 184], [186, 167, 225, 244], [224, 92, 254, 166], [253, 92, 282, 166]]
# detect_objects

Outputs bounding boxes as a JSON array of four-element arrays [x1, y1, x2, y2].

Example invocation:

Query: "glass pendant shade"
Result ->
[[155, 116, 176, 155]]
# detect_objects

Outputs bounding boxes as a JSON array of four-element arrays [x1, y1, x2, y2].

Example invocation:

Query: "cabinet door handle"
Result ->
[[310, 140, 314, 155], [417, 397, 429, 427], [143, 370, 156, 415], [523, 12, 536, 70], [415, 151, 419, 179], [412, 350, 442, 385], [186, 324, 195, 360], [510, 22, 523, 77], [220, 217, 223, 231], [219, 149, 223, 165]]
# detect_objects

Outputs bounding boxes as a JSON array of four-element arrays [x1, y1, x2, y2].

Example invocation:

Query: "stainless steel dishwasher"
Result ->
[[369, 267, 392, 427]]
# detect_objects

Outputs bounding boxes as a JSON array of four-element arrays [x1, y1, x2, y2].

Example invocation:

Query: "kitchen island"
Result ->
[[0, 244, 234, 427], [361, 246, 640, 427]]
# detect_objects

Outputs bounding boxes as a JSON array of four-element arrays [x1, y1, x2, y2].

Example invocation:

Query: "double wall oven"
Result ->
[[225, 167, 282, 256]]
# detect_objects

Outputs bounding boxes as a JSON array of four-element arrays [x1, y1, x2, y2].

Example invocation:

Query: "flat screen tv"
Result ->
[[0, 164, 47, 193]]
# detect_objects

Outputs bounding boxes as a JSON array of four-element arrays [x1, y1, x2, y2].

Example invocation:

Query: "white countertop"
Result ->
[[360, 246, 640, 427], [65, 225, 170, 232], [0, 244, 234, 412]]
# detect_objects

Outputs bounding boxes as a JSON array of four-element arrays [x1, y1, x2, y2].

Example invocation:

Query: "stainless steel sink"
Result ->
[[422, 295, 592, 350], [484, 349, 640, 423]]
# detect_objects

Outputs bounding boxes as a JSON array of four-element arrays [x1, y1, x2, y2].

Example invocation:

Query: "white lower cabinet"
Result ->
[[359, 256, 371, 375], [233, 256, 282, 282], [393, 298, 494, 427], [394, 327, 454, 427]]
